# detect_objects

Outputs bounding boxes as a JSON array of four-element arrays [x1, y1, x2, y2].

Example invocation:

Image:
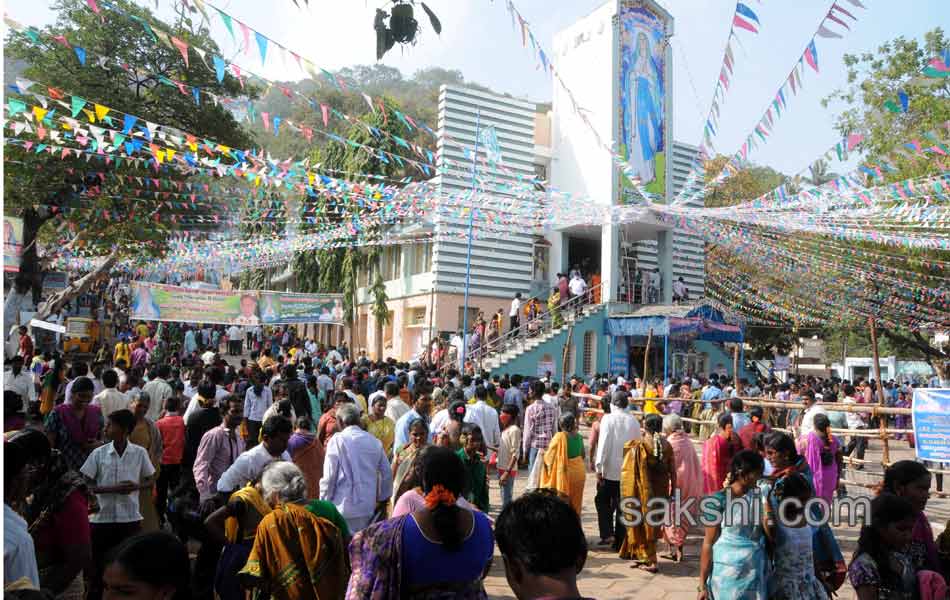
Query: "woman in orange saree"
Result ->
[[619, 414, 675, 573], [540, 413, 586, 514]]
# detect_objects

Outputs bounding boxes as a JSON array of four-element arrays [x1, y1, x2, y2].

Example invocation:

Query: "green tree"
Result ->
[[823, 28, 950, 184], [290, 96, 417, 357], [4, 0, 255, 316], [821, 27, 950, 377]]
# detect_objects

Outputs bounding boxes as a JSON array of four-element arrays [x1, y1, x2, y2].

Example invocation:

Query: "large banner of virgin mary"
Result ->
[[619, 3, 667, 198]]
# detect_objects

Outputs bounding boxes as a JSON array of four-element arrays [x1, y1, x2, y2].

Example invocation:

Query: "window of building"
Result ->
[[410, 242, 432, 275], [532, 241, 550, 282], [382, 246, 402, 280], [457, 307, 478, 331], [533, 163, 547, 181], [407, 307, 427, 327], [582, 331, 596, 376]]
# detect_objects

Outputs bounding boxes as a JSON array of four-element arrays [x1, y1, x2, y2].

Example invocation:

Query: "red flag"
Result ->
[[732, 15, 758, 34]]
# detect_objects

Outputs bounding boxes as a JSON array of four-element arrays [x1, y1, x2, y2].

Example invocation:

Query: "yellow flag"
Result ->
[[94, 104, 110, 122], [165, 148, 176, 161], [32, 106, 48, 122], [83, 109, 96, 123]]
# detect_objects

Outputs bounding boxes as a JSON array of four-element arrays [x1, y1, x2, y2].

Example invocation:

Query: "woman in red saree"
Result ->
[[702, 413, 742, 494]]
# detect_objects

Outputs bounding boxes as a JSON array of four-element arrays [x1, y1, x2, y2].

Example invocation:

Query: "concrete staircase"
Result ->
[[483, 302, 606, 374]]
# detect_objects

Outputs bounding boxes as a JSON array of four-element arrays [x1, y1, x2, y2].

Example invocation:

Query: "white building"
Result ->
[[353, 85, 549, 359], [348, 0, 708, 362]]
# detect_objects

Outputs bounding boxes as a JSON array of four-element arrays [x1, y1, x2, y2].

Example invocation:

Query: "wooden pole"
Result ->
[[869, 317, 890, 468], [641, 328, 653, 397], [733, 344, 741, 396]]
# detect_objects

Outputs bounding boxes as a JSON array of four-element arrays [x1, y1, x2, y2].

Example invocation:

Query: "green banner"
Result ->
[[259, 292, 345, 325], [131, 282, 261, 326]]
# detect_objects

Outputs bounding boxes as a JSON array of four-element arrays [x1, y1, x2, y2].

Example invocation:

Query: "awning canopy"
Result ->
[[604, 303, 744, 342]]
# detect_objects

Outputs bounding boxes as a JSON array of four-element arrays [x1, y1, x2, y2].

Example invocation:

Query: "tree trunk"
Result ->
[[20, 207, 55, 305], [35, 252, 118, 320], [375, 315, 383, 361]]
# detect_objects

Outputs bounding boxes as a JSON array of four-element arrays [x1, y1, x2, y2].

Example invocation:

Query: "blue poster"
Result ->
[[912, 389, 950, 461], [619, 3, 666, 197], [609, 336, 629, 377]]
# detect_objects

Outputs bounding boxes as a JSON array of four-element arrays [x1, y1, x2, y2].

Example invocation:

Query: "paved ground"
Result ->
[[480, 430, 942, 600]]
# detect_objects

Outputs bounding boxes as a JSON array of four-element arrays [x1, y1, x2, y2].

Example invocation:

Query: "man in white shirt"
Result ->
[[464, 385, 501, 450], [201, 349, 216, 366], [798, 390, 827, 439], [326, 346, 343, 364], [80, 409, 155, 600], [320, 404, 393, 533], [93, 369, 130, 417], [242, 379, 272, 447], [594, 391, 641, 548], [216, 414, 292, 497], [568, 274, 588, 301], [141, 364, 173, 422], [227, 324, 242, 356], [509, 292, 522, 335], [672, 277, 688, 303], [3, 355, 36, 414], [382, 381, 410, 423]]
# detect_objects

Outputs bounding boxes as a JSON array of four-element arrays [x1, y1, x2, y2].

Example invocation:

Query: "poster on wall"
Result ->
[[619, 2, 667, 198], [912, 389, 950, 461], [258, 292, 345, 325], [4, 216, 23, 273], [609, 336, 629, 377], [131, 282, 260, 325]]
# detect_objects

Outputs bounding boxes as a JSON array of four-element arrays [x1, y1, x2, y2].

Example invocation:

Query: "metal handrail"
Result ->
[[469, 282, 605, 367]]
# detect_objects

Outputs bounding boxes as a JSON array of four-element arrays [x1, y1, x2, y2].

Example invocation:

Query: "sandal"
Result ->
[[632, 563, 658, 573]]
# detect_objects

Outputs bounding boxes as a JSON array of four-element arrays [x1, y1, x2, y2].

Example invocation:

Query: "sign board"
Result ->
[[537, 360, 555, 378], [29, 319, 66, 334], [4, 216, 23, 273], [132, 282, 259, 326], [65, 318, 94, 338], [912, 389, 950, 461], [609, 336, 629, 377], [259, 292, 345, 325], [773, 355, 791, 371], [130, 282, 344, 326]]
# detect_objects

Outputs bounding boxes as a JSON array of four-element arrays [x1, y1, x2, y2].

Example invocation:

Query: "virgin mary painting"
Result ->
[[623, 29, 663, 186]]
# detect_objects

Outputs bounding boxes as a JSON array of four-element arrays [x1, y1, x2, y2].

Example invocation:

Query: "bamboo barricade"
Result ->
[[567, 392, 950, 495]]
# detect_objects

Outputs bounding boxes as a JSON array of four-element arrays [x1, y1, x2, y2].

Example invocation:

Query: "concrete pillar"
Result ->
[[549, 231, 567, 284], [657, 230, 673, 303], [601, 223, 619, 303]]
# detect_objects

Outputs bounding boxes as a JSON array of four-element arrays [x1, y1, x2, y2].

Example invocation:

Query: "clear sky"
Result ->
[[6, 0, 948, 176]]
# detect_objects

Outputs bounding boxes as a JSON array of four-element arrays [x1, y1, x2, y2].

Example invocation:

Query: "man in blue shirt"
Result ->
[[393, 393, 432, 457], [701, 375, 724, 410], [503, 374, 525, 413]]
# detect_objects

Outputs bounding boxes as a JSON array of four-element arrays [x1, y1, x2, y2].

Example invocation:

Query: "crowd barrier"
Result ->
[[568, 392, 950, 498]]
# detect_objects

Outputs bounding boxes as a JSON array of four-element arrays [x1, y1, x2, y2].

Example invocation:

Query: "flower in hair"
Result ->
[[424, 484, 457, 509]]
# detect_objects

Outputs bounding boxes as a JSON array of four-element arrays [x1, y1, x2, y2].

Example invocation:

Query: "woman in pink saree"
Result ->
[[702, 413, 742, 494], [801, 413, 841, 505], [661, 414, 702, 562]]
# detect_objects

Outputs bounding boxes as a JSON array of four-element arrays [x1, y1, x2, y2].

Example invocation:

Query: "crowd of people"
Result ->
[[3, 314, 949, 600]]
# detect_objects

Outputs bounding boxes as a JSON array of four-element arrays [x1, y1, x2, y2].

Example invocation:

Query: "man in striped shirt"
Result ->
[[522, 380, 558, 475]]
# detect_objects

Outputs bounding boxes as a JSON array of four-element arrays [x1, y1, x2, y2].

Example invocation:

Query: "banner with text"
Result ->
[[259, 292, 345, 325], [131, 282, 260, 326], [912, 388, 950, 461]]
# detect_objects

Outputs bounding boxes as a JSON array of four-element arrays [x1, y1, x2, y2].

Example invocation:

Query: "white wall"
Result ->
[[550, 1, 617, 209]]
